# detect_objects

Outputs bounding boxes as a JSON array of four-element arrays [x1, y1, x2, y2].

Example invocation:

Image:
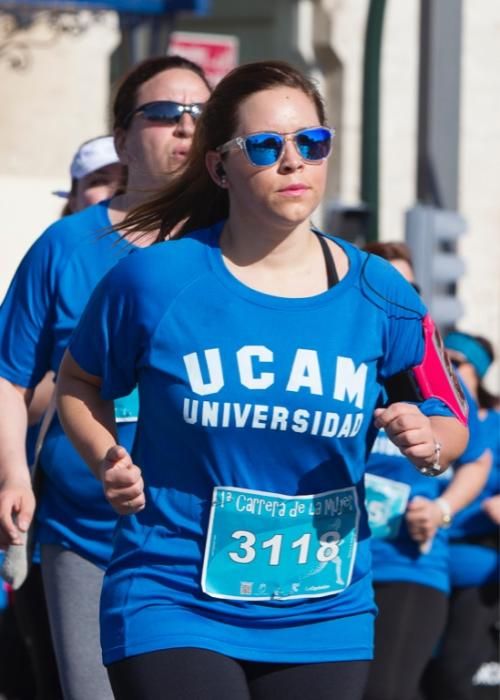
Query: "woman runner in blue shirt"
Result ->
[[423, 332, 499, 700], [6, 133, 124, 700], [361, 242, 490, 700], [57, 60, 468, 700]]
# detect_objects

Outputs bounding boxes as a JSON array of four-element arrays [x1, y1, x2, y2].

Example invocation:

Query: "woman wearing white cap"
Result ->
[[0, 55, 211, 700], [0, 132, 124, 700], [28, 135, 125, 432], [57, 134, 126, 215]]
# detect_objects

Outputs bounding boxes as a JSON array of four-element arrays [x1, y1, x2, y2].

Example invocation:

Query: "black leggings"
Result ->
[[422, 582, 499, 700], [13, 563, 63, 700], [108, 647, 371, 700], [363, 582, 447, 700]]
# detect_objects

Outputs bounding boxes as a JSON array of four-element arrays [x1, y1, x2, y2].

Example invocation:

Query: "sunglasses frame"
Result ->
[[216, 126, 335, 167], [124, 100, 205, 127]]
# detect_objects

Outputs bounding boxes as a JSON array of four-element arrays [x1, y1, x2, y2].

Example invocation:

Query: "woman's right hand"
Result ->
[[0, 477, 35, 547], [405, 495, 441, 544], [99, 445, 145, 515]]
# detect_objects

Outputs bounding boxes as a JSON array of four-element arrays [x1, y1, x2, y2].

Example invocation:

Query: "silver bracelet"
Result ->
[[435, 496, 453, 527], [417, 441, 442, 477]]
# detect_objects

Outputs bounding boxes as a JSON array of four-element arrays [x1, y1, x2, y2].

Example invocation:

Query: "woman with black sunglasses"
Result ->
[[57, 60, 467, 700], [0, 55, 211, 700]]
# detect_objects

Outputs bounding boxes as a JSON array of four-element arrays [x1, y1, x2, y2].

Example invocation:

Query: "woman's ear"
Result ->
[[206, 151, 228, 188]]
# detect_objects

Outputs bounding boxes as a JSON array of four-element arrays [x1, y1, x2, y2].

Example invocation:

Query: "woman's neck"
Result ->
[[107, 183, 163, 248], [219, 215, 346, 298], [220, 215, 314, 269]]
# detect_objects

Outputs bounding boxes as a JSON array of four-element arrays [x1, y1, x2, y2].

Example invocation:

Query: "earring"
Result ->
[[215, 162, 227, 187]]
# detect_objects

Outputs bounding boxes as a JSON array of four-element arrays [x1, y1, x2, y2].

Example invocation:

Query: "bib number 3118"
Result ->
[[229, 530, 341, 566], [201, 486, 359, 601]]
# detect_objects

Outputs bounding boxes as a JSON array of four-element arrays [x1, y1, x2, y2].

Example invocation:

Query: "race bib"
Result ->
[[114, 388, 139, 423], [365, 473, 410, 539], [201, 486, 359, 601]]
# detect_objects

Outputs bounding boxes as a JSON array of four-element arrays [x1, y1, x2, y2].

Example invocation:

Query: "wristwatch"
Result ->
[[417, 441, 443, 477], [435, 497, 453, 528]]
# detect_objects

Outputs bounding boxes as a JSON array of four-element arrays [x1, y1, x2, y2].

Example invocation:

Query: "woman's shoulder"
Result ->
[[30, 201, 111, 258], [102, 225, 214, 296], [320, 232, 426, 320], [9, 203, 110, 286]]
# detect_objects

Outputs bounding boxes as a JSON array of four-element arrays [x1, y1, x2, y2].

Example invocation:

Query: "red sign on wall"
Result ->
[[168, 31, 239, 86]]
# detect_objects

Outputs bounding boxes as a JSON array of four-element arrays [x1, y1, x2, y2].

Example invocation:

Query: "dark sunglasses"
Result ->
[[216, 126, 335, 167], [125, 100, 205, 127]]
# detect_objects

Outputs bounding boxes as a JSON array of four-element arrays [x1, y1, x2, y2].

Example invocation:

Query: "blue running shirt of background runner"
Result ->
[[0, 201, 139, 568]]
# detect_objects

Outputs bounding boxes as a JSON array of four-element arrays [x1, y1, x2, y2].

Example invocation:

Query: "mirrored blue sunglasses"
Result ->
[[216, 126, 335, 167], [125, 100, 205, 127]]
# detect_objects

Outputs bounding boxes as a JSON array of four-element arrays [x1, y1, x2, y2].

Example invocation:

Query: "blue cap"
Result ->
[[444, 332, 492, 379]]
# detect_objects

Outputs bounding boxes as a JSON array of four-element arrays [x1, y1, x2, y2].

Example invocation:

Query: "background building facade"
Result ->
[[1, 0, 498, 389]]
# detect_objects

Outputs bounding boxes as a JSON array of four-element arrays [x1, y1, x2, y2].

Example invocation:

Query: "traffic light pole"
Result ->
[[406, 0, 465, 333], [406, 205, 466, 330]]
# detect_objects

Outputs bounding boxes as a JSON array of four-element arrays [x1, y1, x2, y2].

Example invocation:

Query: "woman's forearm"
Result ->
[[428, 415, 469, 468], [0, 378, 36, 543], [56, 352, 117, 480], [440, 449, 491, 516], [0, 377, 32, 484]]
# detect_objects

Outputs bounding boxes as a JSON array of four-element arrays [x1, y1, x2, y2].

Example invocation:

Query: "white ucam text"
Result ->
[[183, 346, 368, 409]]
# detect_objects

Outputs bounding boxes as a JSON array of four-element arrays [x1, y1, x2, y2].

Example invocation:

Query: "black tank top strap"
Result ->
[[316, 233, 339, 288]]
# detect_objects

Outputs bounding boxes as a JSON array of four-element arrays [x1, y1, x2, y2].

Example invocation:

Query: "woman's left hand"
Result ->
[[374, 403, 438, 471], [405, 496, 442, 543]]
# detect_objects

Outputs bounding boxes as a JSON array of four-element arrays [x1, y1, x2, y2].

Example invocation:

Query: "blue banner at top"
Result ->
[[0, 0, 210, 15]]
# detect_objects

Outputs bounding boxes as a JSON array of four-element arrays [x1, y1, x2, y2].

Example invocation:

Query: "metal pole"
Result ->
[[361, 0, 386, 242], [417, 0, 463, 209]]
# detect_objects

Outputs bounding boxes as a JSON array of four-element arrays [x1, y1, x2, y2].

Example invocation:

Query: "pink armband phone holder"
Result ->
[[385, 314, 469, 426]]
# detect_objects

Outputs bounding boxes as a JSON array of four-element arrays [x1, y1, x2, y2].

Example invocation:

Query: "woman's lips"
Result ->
[[278, 184, 309, 196], [172, 149, 188, 160]]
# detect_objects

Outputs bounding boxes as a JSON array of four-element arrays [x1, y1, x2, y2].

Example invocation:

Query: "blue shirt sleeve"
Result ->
[[361, 254, 427, 378], [358, 253, 455, 419], [69, 253, 162, 401], [0, 229, 60, 387]]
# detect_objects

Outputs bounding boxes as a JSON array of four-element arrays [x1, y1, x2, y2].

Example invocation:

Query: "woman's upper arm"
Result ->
[[58, 349, 103, 389]]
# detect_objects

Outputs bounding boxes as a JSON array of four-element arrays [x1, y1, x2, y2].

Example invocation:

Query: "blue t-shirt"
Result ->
[[449, 409, 500, 587], [365, 431, 450, 593], [69, 222, 453, 665], [366, 382, 486, 594], [450, 380, 487, 468], [0, 201, 138, 568]]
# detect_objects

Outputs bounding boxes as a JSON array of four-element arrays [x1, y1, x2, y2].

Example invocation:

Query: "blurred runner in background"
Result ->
[[423, 332, 499, 700], [361, 242, 490, 700]]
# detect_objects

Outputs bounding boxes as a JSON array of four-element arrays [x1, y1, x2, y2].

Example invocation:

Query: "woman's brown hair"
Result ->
[[473, 335, 499, 409], [363, 241, 414, 269], [118, 60, 328, 243]]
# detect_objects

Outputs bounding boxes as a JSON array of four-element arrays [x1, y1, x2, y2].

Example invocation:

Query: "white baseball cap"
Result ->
[[53, 135, 120, 198]]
